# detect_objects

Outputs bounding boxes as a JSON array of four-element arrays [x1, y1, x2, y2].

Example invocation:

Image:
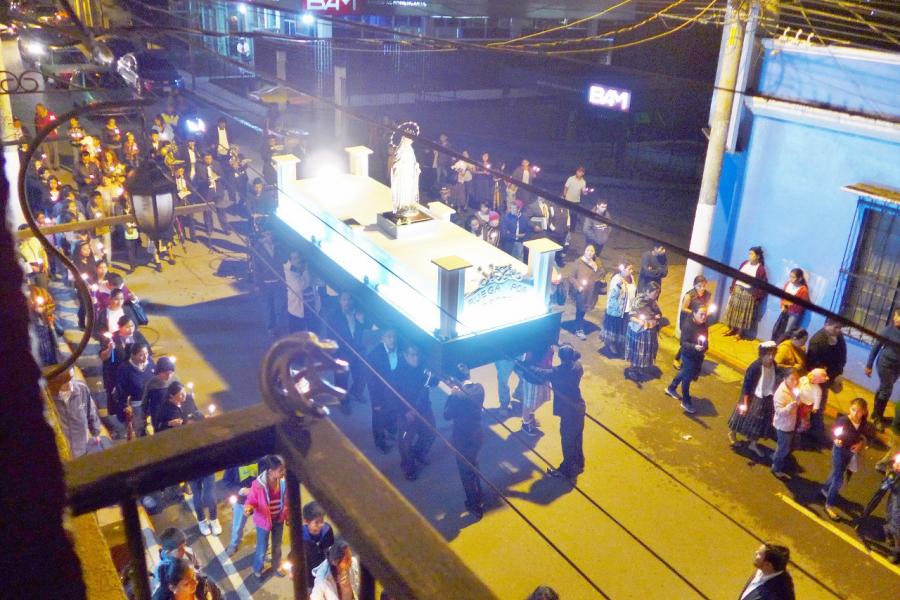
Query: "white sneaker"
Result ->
[[198, 520, 211, 536], [210, 519, 222, 536], [575, 329, 587, 340]]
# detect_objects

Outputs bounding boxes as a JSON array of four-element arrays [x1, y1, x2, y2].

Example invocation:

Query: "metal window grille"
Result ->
[[834, 197, 900, 342]]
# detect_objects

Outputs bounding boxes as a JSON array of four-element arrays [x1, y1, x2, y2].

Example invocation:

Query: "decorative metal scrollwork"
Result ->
[[261, 332, 348, 418], [0, 70, 42, 95]]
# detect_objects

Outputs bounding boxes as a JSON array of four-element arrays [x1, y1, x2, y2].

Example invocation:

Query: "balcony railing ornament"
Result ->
[[0, 70, 42, 95], [261, 331, 348, 419]]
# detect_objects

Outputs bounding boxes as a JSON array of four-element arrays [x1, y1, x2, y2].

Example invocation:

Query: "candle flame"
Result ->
[[208, 404, 216, 414], [229, 494, 238, 504], [35, 296, 45, 306], [708, 304, 717, 314], [834, 426, 844, 437], [187, 381, 194, 389]]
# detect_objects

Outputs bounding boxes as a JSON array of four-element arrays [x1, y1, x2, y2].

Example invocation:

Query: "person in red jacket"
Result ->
[[34, 103, 60, 170], [244, 454, 289, 579], [771, 268, 810, 343]]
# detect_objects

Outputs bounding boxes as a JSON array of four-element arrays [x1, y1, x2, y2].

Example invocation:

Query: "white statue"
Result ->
[[390, 133, 420, 216]]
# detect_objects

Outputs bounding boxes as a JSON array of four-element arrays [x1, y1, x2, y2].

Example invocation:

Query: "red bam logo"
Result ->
[[305, 0, 365, 13]]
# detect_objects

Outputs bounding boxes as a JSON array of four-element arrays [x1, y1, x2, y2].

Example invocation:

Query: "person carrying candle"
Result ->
[[624, 282, 662, 382], [822, 397, 869, 520], [727, 341, 778, 457], [770, 368, 808, 480], [666, 305, 709, 414]]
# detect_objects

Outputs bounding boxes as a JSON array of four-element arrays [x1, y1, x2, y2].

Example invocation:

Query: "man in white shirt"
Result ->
[[563, 166, 587, 203], [738, 543, 795, 600], [213, 117, 230, 161]]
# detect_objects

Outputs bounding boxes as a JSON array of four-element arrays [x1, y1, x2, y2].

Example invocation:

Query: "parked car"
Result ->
[[117, 50, 184, 96], [10, 1, 71, 27], [69, 69, 139, 118], [17, 29, 71, 69], [39, 45, 92, 88], [90, 35, 139, 68]]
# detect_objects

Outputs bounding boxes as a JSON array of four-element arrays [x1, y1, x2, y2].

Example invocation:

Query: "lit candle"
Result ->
[[90, 284, 98, 292], [708, 303, 717, 314], [208, 404, 217, 415], [103, 331, 112, 339], [833, 426, 844, 437], [81, 273, 90, 281], [280, 560, 292, 573], [697, 335, 706, 345], [533, 165, 540, 172], [739, 404, 747, 414], [170, 356, 177, 363], [35, 296, 45, 306], [229, 494, 238, 505], [95, 211, 102, 218], [187, 381, 194, 390]]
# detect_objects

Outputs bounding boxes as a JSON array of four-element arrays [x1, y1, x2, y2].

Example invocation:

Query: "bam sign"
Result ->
[[588, 84, 632, 112], [305, 0, 364, 12]]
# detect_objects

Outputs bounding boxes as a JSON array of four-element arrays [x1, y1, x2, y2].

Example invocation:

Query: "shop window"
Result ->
[[837, 197, 900, 341]]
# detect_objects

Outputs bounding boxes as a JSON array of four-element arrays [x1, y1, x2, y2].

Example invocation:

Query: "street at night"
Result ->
[[1, 1, 899, 599]]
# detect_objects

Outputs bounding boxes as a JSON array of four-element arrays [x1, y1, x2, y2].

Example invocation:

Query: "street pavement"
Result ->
[[7, 37, 899, 599]]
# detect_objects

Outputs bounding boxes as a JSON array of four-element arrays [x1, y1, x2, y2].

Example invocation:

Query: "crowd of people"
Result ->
[[21, 100, 900, 598]]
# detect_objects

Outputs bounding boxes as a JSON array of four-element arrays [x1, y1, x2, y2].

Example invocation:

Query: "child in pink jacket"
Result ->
[[244, 454, 289, 578]]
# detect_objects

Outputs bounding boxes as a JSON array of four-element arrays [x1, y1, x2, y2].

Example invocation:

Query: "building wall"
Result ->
[[710, 43, 900, 396]]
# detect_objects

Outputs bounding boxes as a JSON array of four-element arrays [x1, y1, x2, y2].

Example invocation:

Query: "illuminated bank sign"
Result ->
[[588, 84, 632, 112], [305, 0, 364, 13]]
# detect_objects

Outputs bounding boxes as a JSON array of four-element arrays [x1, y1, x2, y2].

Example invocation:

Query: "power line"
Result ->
[[488, 0, 638, 47], [548, 0, 720, 55], [498, 0, 700, 49]]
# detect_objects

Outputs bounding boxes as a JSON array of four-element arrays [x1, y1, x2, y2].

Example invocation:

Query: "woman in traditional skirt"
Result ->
[[625, 281, 662, 381], [727, 341, 778, 457], [602, 262, 637, 357], [722, 246, 768, 338], [516, 346, 554, 436]]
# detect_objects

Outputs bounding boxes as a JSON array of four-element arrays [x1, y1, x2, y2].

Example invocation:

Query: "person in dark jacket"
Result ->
[[367, 328, 401, 453], [140, 356, 178, 432], [865, 308, 900, 432], [114, 342, 155, 438], [737, 543, 795, 600], [806, 318, 847, 446], [324, 291, 371, 411], [499, 199, 528, 261], [522, 345, 587, 480], [638, 245, 668, 292], [727, 342, 778, 457], [301, 501, 335, 587], [443, 363, 485, 518], [666, 305, 709, 414], [395, 345, 436, 480], [822, 398, 868, 521]]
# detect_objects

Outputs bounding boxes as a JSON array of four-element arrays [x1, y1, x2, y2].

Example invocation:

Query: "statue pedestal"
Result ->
[[376, 207, 436, 240]]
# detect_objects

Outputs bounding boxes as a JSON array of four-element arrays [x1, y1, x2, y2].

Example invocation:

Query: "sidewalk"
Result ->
[[657, 262, 894, 437]]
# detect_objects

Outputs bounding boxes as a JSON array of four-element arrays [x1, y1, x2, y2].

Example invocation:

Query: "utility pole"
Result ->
[[680, 0, 756, 316]]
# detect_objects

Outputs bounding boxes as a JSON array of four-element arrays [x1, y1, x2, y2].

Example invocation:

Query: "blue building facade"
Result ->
[[709, 39, 900, 395]]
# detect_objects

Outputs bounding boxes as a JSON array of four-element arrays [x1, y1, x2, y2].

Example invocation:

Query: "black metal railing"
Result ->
[[64, 333, 497, 600]]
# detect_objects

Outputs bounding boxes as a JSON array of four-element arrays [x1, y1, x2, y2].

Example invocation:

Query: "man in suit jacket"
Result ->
[[366, 329, 401, 453], [194, 152, 229, 233], [324, 292, 371, 411], [738, 543, 795, 600]]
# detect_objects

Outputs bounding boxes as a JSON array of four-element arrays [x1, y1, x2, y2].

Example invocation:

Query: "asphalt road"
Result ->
[[7, 37, 898, 599]]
